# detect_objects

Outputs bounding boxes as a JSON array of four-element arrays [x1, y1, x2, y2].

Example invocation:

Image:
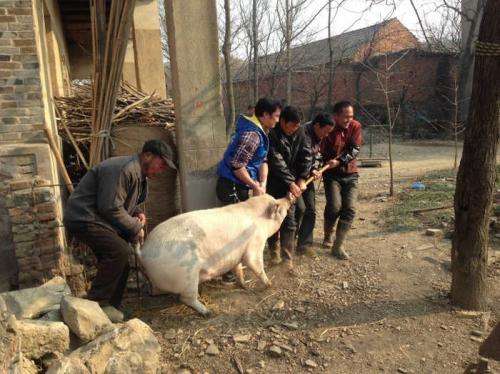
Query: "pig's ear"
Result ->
[[265, 204, 280, 219]]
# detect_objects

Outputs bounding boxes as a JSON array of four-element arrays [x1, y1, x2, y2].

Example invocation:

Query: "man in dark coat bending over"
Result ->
[[64, 139, 176, 315]]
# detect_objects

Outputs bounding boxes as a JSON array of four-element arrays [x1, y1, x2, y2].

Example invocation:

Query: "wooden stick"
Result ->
[[304, 164, 330, 186], [56, 107, 90, 171], [412, 205, 453, 214], [44, 128, 74, 193]]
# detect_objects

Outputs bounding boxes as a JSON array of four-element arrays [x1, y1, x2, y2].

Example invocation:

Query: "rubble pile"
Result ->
[[0, 276, 160, 373]]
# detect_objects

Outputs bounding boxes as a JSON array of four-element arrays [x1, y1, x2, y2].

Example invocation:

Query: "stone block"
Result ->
[[37, 212, 56, 222], [17, 256, 41, 269], [35, 201, 56, 214], [0, 276, 71, 318], [425, 228, 443, 236], [14, 241, 38, 258], [9, 178, 32, 190], [11, 223, 35, 234], [13, 189, 32, 206], [9, 211, 34, 224], [47, 319, 161, 374], [13, 230, 37, 243], [37, 240, 58, 256], [33, 188, 53, 204], [60, 296, 113, 342], [10, 317, 70, 359]]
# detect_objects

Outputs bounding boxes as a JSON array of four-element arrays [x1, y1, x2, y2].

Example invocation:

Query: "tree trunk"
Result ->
[[409, 0, 431, 49], [452, 73, 459, 170], [451, 0, 499, 311], [326, 0, 334, 112], [223, 0, 235, 136], [252, 0, 258, 102], [458, 0, 484, 122], [382, 58, 395, 197], [285, 0, 292, 104]]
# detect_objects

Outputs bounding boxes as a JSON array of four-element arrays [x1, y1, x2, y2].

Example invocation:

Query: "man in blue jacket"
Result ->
[[217, 98, 282, 204]]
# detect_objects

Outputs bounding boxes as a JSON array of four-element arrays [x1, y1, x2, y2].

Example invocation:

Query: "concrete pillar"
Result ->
[[123, 0, 167, 99], [165, 0, 227, 212]]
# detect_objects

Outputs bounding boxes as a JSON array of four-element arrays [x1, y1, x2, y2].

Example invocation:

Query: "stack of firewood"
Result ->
[[54, 82, 175, 170]]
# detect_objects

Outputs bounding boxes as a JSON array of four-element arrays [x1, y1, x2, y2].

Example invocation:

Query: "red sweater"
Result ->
[[320, 120, 362, 175]]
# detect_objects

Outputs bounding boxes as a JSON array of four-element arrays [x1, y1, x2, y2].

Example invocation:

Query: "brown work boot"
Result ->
[[297, 245, 315, 257], [331, 220, 350, 260], [322, 221, 335, 248], [269, 240, 282, 265]]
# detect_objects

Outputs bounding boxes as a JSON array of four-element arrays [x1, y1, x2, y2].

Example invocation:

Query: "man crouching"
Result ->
[[64, 140, 176, 315]]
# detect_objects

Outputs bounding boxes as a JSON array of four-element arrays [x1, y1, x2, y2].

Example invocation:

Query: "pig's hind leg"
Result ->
[[179, 278, 211, 317], [233, 263, 247, 289]]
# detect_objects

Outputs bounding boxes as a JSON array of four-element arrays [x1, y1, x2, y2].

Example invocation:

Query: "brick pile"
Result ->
[[0, 177, 68, 288]]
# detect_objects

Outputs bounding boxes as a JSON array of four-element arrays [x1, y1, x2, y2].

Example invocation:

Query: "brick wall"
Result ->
[[0, 0, 45, 144], [0, 1, 78, 291], [233, 50, 457, 135]]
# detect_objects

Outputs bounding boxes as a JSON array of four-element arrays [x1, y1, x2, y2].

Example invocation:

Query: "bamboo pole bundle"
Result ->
[[89, 0, 136, 166], [54, 82, 175, 147]]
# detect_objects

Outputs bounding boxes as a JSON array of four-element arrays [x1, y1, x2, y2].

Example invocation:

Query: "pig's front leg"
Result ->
[[233, 263, 247, 290], [244, 243, 272, 288]]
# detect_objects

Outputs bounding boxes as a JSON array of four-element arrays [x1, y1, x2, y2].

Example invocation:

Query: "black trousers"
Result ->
[[323, 173, 358, 226], [216, 176, 250, 205], [267, 184, 298, 259], [295, 182, 316, 248], [67, 223, 130, 308]]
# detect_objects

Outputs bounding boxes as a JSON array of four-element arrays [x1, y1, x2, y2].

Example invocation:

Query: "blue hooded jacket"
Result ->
[[217, 115, 269, 187]]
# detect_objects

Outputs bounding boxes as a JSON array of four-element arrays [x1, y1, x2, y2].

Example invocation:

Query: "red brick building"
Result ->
[[232, 19, 457, 137]]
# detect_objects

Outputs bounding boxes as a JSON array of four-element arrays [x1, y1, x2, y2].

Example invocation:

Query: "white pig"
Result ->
[[135, 194, 292, 316]]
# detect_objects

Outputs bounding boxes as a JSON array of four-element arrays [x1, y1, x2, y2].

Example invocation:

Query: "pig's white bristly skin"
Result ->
[[137, 194, 291, 316]]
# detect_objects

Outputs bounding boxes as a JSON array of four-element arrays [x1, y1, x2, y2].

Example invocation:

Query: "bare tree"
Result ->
[[326, 0, 349, 111], [437, 70, 465, 169], [235, 0, 268, 103], [361, 51, 409, 196], [326, 0, 334, 111], [451, 0, 499, 311], [222, 0, 236, 135], [252, 0, 259, 102], [408, 0, 432, 49], [275, 0, 329, 104]]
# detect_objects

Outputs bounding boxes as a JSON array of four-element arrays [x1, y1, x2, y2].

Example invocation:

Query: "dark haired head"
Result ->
[[333, 100, 353, 115], [254, 97, 282, 118], [280, 105, 302, 124], [312, 112, 334, 128]]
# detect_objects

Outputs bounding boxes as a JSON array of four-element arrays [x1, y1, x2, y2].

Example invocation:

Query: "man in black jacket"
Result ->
[[267, 106, 312, 269], [64, 140, 176, 311], [295, 113, 335, 256]]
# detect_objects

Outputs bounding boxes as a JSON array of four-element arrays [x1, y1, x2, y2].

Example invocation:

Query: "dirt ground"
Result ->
[[127, 141, 500, 374]]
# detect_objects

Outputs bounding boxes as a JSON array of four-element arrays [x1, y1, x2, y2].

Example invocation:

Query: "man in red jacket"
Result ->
[[321, 101, 362, 260]]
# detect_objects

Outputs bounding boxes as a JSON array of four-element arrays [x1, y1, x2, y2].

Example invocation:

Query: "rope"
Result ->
[[475, 41, 500, 56], [91, 129, 116, 160]]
